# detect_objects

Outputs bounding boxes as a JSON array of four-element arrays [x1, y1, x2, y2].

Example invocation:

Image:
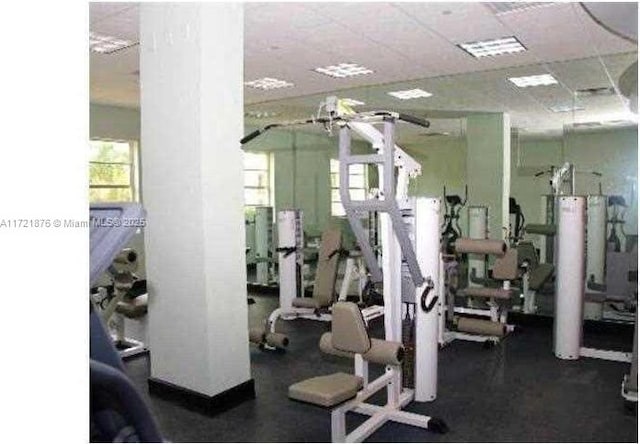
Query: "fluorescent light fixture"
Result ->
[[549, 104, 585, 113], [508, 74, 558, 88], [459, 36, 526, 58], [314, 63, 373, 78], [341, 98, 365, 106], [89, 32, 134, 54], [244, 77, 294, 90], [387, 89, 433, 100], [244, 110, 279, 119]]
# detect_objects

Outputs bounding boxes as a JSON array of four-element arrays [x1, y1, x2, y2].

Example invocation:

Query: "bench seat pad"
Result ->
[[288, 373, 363, 407]]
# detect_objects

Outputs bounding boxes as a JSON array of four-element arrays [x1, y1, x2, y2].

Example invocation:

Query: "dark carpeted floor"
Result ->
[[124, 293, 637, 442]]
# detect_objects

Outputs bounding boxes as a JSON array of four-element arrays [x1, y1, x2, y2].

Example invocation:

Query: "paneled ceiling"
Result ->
[[89, 2, 638, 136]]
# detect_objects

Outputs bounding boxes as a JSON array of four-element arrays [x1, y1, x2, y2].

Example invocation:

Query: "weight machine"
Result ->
[[241, 97, 447, 441], [93, 248, 149, 358]]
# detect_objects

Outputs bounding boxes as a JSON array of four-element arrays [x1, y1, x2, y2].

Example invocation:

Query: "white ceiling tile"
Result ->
[[91, 2, 637, 135]]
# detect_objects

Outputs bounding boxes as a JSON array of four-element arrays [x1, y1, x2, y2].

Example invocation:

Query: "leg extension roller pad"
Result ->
[[265, 332, 289, 349], [249, 327, 266, 345], [455, 317, 506, 337]]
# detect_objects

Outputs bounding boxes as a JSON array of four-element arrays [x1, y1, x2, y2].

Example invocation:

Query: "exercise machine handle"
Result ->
[[420, 281, 438, 313], [398, 113, 430, 129], [275, 246, 297, 258], [240, 129, 262, 145]]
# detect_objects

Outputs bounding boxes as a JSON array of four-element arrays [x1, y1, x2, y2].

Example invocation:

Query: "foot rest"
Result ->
[[288, 373, 363, 408]]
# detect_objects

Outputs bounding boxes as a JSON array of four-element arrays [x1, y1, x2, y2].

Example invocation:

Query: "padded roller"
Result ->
[[249, 327, 266, 344], [455, 317, 506, 337], [115, 302, 147, 319], [265, 332, 289, 349], [525, 224, 556, 236], [320, 333, 404, 366], [455, 238, 506, 257], [292, 297, 322, 309], [319, 332, 355, 359], [363, 339, 404, 365], [459, 287, 513, 300]]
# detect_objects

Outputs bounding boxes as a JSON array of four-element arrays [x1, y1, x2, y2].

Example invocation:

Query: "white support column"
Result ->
[[554, 196, 586, 360], [140, 3, 252, 398], [414, 198, 440, 402]]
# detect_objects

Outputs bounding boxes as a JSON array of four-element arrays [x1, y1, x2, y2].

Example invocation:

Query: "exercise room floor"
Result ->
[[124, 293, 638, 442]]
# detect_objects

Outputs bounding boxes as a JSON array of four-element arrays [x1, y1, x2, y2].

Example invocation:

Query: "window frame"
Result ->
[[243, 151, 273, 208], [330, 158, 368, 217], [89, 139, 140, 203]]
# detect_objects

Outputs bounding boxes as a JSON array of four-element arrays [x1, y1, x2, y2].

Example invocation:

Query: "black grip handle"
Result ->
[[398, 113, 430, 129], [275, 246, 297, 258], [240, 129, 262, 145], [534, 171, 545, 177], [420, 286, 438, 313], [327, 248, 349, 260]]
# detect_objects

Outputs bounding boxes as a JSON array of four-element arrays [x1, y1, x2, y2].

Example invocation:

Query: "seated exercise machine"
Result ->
[[93, 248, 149, 358], [439, 238, 517, 346], [514, 240, 555, 314], [242, 97, 447, 441], [249, 219, 348, 350], [90, 203, 162, 442]]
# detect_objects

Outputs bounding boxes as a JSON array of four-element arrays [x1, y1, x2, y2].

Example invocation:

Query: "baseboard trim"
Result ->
[[148, 377, 255, 416]]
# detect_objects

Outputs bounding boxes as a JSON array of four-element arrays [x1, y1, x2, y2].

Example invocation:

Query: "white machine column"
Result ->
[[414, 198, 441, 402], [468, 206, 488, 287], [254, 206, 273, 285], [140, 3, 253, 404], [554, 196, 586, 360], [586, 195, 607, 285], [278, 209, 303, 310]]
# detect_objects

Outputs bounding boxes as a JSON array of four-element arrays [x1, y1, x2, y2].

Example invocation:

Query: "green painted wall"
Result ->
[[466, 113, 510, 240], [90, 105, 637, 251]]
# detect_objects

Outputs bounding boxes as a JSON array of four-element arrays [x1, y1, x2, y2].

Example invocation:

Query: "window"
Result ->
[[330, 159, 367, 216], [89, 140, 139, 202], [244, 151, 271, 207]]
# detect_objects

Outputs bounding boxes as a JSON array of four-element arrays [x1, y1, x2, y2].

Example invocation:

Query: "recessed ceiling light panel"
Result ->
[[549, 104, 585, 113], [90, 32, 135, 54], [387, 89, 433, 100], [508, 74, 558, 88], [314, 63, 373, 78], [244, 77, 294, 90], [459, 36, 526, 58], [486, 2, 556, 15], [341, 98, 365, 106]]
